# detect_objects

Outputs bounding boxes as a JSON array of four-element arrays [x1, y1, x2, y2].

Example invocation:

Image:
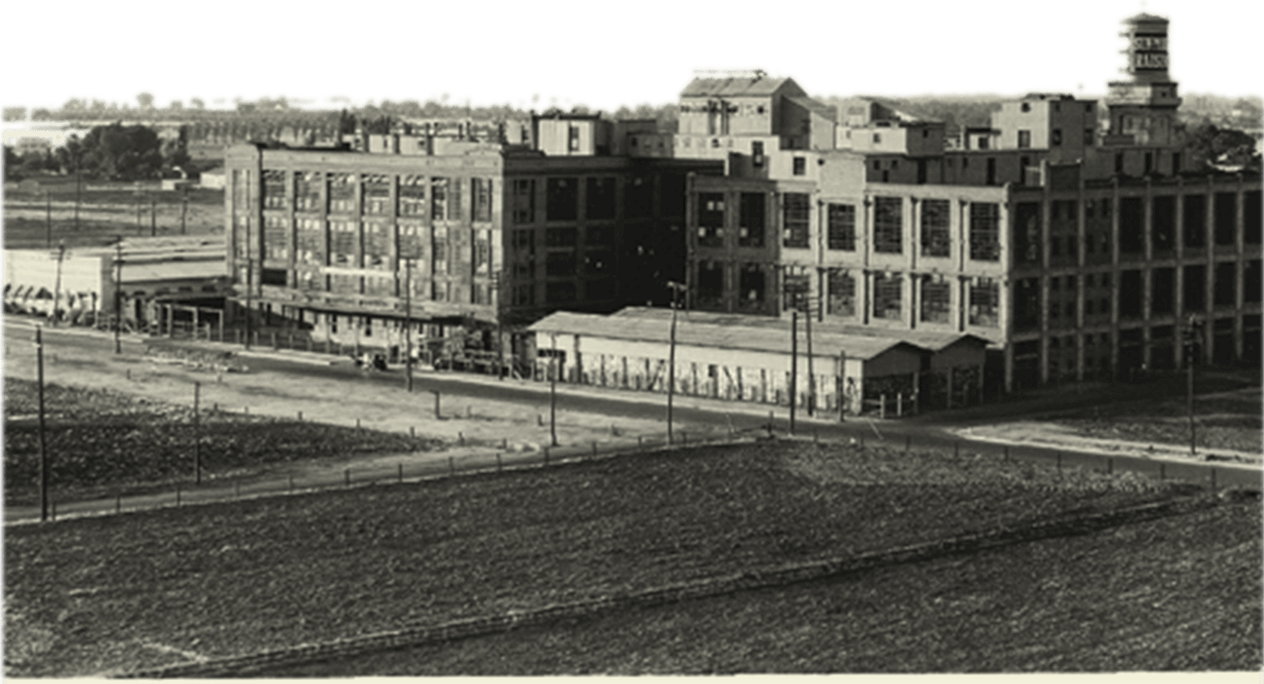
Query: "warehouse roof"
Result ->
[[680, 74, 805, 99], [529, 310, 955, 361], [609, 307, 992, 352]]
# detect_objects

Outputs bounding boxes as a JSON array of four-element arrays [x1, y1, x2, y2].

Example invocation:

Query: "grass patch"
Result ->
[[4, 439, 1212, 676], [2, 379, 443, 505]]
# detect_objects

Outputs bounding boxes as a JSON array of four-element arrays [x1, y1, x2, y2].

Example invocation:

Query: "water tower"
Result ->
[[1104, 13, 1182, 147]]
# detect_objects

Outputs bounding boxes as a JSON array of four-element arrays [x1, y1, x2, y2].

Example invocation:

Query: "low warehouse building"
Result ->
[[527, 307, 989, 417]]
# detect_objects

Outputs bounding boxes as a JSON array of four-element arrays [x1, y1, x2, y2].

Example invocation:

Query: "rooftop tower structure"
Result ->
[[1104, 13, 1182, 147]]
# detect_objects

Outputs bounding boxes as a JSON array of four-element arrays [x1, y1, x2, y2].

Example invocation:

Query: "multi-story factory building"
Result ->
[[675, 13, 1261, 394], [224, 120, 721, 366]]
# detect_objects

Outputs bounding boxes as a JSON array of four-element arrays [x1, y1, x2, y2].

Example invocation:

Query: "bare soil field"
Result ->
[[270, 495, 1260, 675], [958, 372, 1263, 467], [5, 439, 1225, 677], [3, 378, 443, 506]]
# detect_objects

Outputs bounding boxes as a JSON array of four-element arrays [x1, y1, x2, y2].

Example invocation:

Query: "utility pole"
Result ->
[[50, 241, 65, 327], [790, 308, 798, 434], [73, 157, 81, 232], [114, 239, 124, 354], [180, 187, 188, 235], [805, 293, 815, 417], [549, 333, 559, 447], [244, 180, 252, 351], [193, 381, 201, 484], [666, 280, 687, 444], [135, 190, 143, 234], [1186, 314, 1200, 459], [150, 197, 157, 237], [404, 257, 414, 393], [45, 191, 51, 249], [36, 326, 49, 522]]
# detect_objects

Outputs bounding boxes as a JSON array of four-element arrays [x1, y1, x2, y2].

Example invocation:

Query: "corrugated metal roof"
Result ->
[[528, 310, 930, 361], [609, 307, 990, 351], [682, 76, 788, 97], [785, 95, 838, 121]]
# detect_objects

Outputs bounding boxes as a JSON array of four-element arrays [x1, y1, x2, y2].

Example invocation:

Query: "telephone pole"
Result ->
[[666, 281, 687, 444], [114, 238, 124, 354], [549, 333, 559, 447], [50, 241, 65, 327], [36, 326, 49, 522], [404, 257, 414, 393], [790, 308, 798, 434]]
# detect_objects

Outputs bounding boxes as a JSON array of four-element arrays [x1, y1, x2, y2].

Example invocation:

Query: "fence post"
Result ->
[[398, 463, 403, 483], [411, 426, 416, 439], [356, 418, 361, 430], [497, 453, 503, 472], [502, 437, 508, 449], [896, 392, 903, 418], [449, 456, 455, 475], [297, 411, 302, 422], [880, 394, 886, 420], [459, 432, 465, 446]]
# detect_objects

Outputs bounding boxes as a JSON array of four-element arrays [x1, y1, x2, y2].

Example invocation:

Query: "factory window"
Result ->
[[568, 125, 581, 152], [473, 178, 493, 222], [328, 220, 356, 267], [873, 133, 882, 144], [1120, 197, 1143, 255], [920, 199, 950, 257], [1184, 265, 1206, 311], [260, 269, 287, 287], [1084, 128, 1094, 146], [625, 176, 651, 219], [793, 157, 806, 176], [751, 141, 765, 167], [262, 170, 287, 209], [546, 251, 576, 277], [434, 179, 453, 222], [1013, 277, 1040, 331], [920, 277, 951, 324], [546, 281, 576, 303], [362, 174, 391, 215], [1114, 153, 1124, 174], [586, 225, 614, 246], [1021, 103, 1031, 113], [872, 272, 902, 321], [1247, 191, 1262, 245], [827, 203, 856, 251], [965, 279, 996, 328], [1214, 263, 1237, 307], [546, 177, 579, 221], [739, 193, 765, 247], [1152, 267, 1175, 315], [826, 269, 855, 317], [1152, 195, 1175, 253], [783, 273, 811, 313], [512, 284, 534, 307], [1013, 202, 1041, 264], [662, 173, 687, 218], [327, 173, 356, 214], [432, 234, 448, 275], [1183, 194, 1206, 248], [586, 177, 616, 221], [512, 178, 536, 224], [969, 202, 1000, 261], [873, 160, 881, 170], [475, 233, 491, 275], [696, 260, 724, 308], [1214, 192, 1237, 246], [431, 281, 451, 302], [1018, 130, 1031, 148], [294, 172, 322, 211], [1246, 260, 1262, 303], [697, 193, 725, 247], [1120, 270, 1143, 319], [1144, 152, 1153, 175], [782, 193, 810, 249], [399, 175, 427, 216], [873, 196, 903, 254], [546, 227, 577, 248], [739, 264, 766, 310], [1172, 152, 1182, 175], [1051, 129, 1062, 146]]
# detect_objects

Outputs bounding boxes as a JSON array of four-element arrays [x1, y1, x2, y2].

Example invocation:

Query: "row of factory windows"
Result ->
[[695, 192, 1004, 259], [239, 170, 685, 225], [1014, 190, 1262, 265], [689, 263, 1001, 327], [1012, 260, 1263, 331]]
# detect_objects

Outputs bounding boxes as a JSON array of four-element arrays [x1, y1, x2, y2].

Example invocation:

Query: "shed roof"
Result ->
[[680, 75, 804, 99], [609, 307, 991, 351], [529, 310, 934, 361], [785, 95, 838, 121]]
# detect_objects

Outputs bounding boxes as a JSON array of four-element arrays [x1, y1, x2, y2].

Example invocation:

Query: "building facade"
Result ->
[[674, 14, 1261, 395], [223, 140, 721, 366]]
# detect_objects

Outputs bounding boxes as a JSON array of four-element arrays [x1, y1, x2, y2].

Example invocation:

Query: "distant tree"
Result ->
[[62, 98, 87, 113], [1182, 121, 1258, 169], [132, 87, 160, 109], [57, 123, 164, 180], [2, 106, 26, 122], [190, 98, 206, 110], [4, 145, 22, 180], [168, 100, 183, 112]]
